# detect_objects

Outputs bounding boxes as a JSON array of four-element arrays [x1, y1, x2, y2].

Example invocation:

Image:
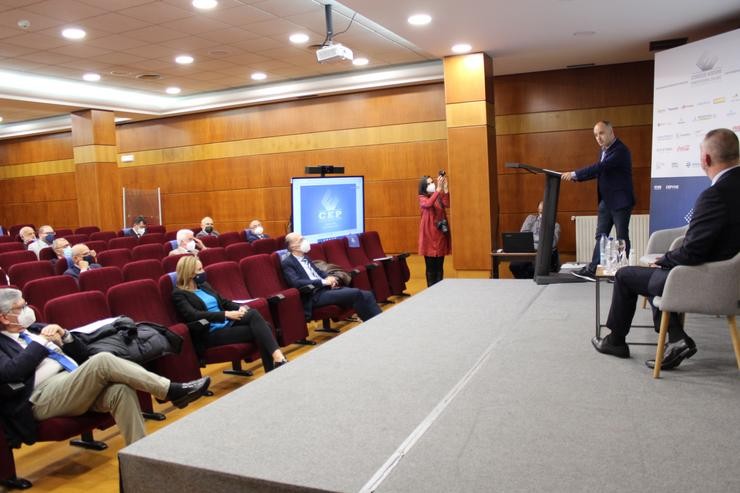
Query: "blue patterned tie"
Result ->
[[19, 332, 78, 372]]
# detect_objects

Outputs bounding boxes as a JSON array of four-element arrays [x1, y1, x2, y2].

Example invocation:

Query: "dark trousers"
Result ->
[[207, 310, 279, 371], [313, 286, 381, 321], [588, 201, 632, 271], [424, 256, 445, 287], [605, 266, 684, 343]]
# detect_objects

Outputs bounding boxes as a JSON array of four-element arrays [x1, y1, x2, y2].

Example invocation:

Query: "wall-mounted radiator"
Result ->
[[574, 214, 650, 263]]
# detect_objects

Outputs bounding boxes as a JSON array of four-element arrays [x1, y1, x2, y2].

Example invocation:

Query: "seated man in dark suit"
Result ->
[[509, 200, 561, 279], [245, 219, 269, 243], [123, 216, 147, 238], [592, 128, 740, 370], [0, 288, 210, 446], [281, 232, 382, 322], [64, 243, 101, 282]]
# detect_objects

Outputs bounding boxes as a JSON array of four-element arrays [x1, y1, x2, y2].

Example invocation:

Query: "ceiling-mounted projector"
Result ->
[[316, 43, 353, 63]]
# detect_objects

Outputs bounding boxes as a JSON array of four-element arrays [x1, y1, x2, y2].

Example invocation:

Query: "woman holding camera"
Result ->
[[418, 172, 451, 287]]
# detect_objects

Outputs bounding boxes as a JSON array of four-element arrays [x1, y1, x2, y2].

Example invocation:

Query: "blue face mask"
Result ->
[[194, 272, 207, 285], [44, 233, 55, 244], [63, 246, 72, 258], [83, 255, 95, 264]]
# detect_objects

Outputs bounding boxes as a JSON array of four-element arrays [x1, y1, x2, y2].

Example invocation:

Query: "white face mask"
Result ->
[[137, 227, 146, 235], [426, 183, 436, 194], [186, 240, 196, 251], [254, 226, 264, 235], [299, 239, 311, 253], [16, 306, 36, 329]]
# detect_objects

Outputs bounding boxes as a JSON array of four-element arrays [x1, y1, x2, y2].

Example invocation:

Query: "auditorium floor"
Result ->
[[8, 255, 436, 492]]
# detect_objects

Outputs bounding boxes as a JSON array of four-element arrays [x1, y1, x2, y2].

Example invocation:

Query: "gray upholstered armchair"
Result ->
[[651, 252, 740, 378], [640, 225, 689, 266]]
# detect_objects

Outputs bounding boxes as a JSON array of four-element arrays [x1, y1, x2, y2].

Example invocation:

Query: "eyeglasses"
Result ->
[[4, 302, 28, 315]]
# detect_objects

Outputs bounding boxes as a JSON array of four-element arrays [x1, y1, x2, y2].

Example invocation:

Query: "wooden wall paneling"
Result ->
[[365, 216, 420, 254], [1, 200, 78, 230], [0, 173, 77, 205], [117, 84, 446, 152], [494, 61, 654, 115], [0, 132, 72, 165], [496, 125, 653, 173]]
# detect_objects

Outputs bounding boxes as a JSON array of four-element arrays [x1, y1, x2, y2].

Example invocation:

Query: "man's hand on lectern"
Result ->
[[561, 171, 576, 181]]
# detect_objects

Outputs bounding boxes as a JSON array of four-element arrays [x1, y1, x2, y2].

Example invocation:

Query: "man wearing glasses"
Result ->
[[0, 288, 210, 446]]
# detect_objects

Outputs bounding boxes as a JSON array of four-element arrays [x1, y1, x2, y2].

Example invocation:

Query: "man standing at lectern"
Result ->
[[561, 121, 635, 281]]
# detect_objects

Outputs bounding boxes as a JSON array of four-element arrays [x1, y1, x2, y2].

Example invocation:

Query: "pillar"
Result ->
[[71, 109, 121, 231], [443, 53, 498, 273]]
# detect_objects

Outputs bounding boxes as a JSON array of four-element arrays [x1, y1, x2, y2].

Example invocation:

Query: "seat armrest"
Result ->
[[298, 285, 316, 295], [373, 256, 393, 264], [396, 252, 410, 259], [350, 269, 360, 277], [267, 293, 286, 304], [365, 263, 378, 270]]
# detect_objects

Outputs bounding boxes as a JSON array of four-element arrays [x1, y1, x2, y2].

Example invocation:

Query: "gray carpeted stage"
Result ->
[[119, 280, 740, 492]]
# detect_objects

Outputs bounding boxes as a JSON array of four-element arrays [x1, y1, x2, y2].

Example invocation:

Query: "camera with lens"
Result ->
[[436, 219, 449, 234]]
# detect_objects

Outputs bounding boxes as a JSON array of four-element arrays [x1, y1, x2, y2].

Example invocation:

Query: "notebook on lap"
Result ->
[[502, 232, 535, 253]]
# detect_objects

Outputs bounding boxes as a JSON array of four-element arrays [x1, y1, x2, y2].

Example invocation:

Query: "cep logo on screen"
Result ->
[[319, 190, 343, 220]]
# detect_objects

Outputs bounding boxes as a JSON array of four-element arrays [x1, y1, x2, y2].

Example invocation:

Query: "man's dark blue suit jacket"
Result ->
[[575, 138, 635, 211]]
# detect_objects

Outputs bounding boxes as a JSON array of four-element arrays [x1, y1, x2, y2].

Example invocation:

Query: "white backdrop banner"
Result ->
[[650, 28, 740, 232]]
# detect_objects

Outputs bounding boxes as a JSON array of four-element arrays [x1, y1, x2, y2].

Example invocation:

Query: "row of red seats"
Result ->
[[0, 232, 409, 488], [1, 232, 410, 306]]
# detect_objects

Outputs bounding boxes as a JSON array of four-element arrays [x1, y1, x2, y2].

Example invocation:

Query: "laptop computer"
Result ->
[[502, 232, 536, 253]]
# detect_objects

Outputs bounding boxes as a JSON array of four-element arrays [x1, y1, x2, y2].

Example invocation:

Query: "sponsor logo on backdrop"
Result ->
[[656, 121, 672, 127], [656, 147, 672, 153], [696, 51, 718, 71], [695, 114, 715, 121], [653, 185, 662, 190], [681, 104, 694, 109], [684, 209, 694, 223], [676, 144, 691, 152], [713, 97, 725, 104], [657, 134, 673, 141]]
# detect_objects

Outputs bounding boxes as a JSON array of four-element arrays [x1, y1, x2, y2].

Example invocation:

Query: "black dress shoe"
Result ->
[[161, 376, 211, 409], [645, 338, 697, 370], [273, 359, 288, 369], [592, 335, 630, 358]]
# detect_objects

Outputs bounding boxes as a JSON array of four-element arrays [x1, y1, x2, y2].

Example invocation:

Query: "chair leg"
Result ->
[[641, 296, 647, 309], [653, 311, 671, 379], [728, 315, 740, 369]]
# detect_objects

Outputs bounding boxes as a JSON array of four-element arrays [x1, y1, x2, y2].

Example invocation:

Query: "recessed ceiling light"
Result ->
[[175, 55, 194, 64], [289, 33, 309, 44], [407, 14, 431, 26], [573, 31, 596, 36], [353, 57, 369, 66], [451, 43, 472, 54], [0, 116, 4, 123], [62, 27, 86, 40], [82, 73, 100, 82], [166, 86, 181, 94], [192, 0, 218, 9], [251, 72, 267, 81]]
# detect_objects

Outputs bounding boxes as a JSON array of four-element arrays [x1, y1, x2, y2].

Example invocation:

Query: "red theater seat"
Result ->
[[123, 259, 165, 282], [79, 266, 124, 294], [131, 243, 165, 261], [0, 251, 38, 274], [108, 236, 138, 250], [198, 247, 227, 267], [23, 275, 79, 321], [97, 248, 132, 269], [7, 261, 55, 290]]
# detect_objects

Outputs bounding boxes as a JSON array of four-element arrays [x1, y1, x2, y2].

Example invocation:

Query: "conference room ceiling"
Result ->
[[0, 0, 738, 133]]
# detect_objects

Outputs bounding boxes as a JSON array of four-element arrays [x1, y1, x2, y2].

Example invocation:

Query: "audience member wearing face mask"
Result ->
[[63, 244, 101, 283], [280, 232, 382, 322], [51, 238, 72, 265], [26, 225, 55, 259], [124, 216, 147, 238], [171, 256, 287, 372], [196, 216, 220, 238], [169, 229, 206, 256], [245, 219, 269, 243]]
